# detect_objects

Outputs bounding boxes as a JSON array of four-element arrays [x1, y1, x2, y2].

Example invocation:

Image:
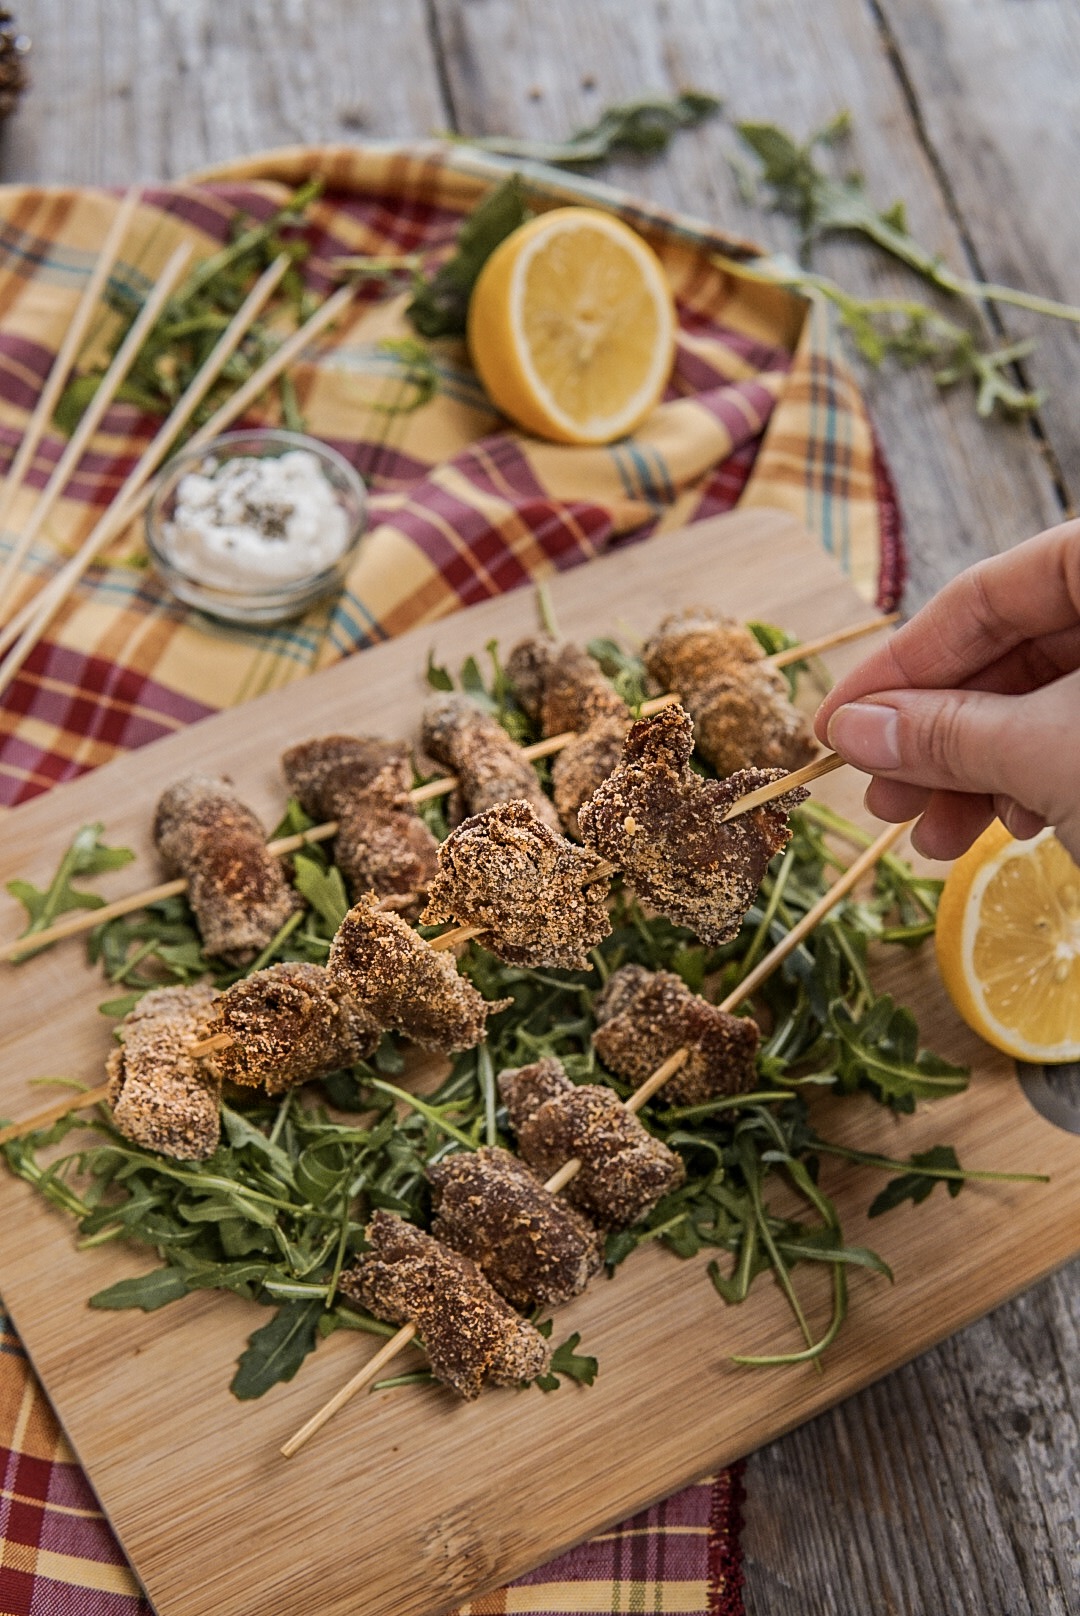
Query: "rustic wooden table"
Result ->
[[4, 2, 1079, 1611]]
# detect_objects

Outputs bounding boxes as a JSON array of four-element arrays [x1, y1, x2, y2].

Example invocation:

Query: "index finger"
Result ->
[[815, 521, 1080, 740]]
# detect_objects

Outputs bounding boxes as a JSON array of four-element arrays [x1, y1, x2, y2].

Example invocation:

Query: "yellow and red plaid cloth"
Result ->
[[0, 144, 903, 1614]]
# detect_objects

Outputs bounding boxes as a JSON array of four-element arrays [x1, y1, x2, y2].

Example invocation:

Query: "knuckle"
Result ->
[[912, 696, 973, 778]]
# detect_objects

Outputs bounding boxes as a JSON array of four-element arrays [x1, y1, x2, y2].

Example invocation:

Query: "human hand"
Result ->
[[814, 521, 1080, 862]]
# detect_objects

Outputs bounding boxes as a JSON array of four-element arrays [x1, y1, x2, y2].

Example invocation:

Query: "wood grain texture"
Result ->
[[5, 0, 451, 181], [1, 5, 1078, 1610], [876, 0, 1080, 508]]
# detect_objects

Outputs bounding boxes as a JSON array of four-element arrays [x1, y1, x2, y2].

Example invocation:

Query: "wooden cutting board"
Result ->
[[1, 508, 1077, 1616]]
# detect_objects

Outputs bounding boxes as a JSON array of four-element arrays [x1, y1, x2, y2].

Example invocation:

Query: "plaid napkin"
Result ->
[[0, 143, 904, 1615]]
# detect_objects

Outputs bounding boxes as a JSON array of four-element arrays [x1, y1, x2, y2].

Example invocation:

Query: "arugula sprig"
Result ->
[[55, 180, 323, 439], [734, 114, 1073, 416], [6, 824, 134, 960], [457, 91, 722, 168]]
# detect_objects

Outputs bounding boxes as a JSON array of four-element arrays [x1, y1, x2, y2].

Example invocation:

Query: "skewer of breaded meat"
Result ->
[[498, 1056, 686, 1228], [593, 963, 760, 1107], [328, 892, 510, 1053], [281, 736, 438, 919], [154, 775, 301, 965], [199, 961, 381, 1093], [643, 607, 815, 777], [422, 799, 612, 968], [428, 1145, 605, 1310], [578, 706, 809, 945], [507, 635, 629, 837], [421, 692, 561, 831], [338, 1210, 551, 1400], [106, 983, 223, 1161]]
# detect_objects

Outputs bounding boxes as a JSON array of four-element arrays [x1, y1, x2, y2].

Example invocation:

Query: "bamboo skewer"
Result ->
[[0, 187, 143, 612], [721, 751, 845, 821], [0, 277, 358, 660], [0, 1081, 112, 1147], [0, 254, 294, 692], [0, 613, 895, 964], [280, 818, 908, 1457], [0, 238, 192, 642]]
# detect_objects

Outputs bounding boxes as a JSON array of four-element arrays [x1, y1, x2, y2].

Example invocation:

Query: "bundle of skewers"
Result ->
[[3, 596, 974, 1448]]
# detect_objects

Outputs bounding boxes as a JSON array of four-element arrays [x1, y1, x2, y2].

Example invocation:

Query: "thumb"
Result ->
[[825, 673, 1080, 835]]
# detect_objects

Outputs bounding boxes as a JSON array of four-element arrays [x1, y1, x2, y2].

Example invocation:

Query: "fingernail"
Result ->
[[827, 703, 901, 772]]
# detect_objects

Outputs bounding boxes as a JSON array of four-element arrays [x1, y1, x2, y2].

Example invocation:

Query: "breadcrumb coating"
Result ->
[[282, 737, 438, 918], [281, 735, 403, 819], [593, 964, 760, 1107], [498, 1058, 686, 1228], [643, 609, 764, 694], [153, 775, 300, 965], [692, 662, 818, 778], [552, 715, 628, 839], [578, 706, 808, 945], [520, 638, 627, 736], [507, 637, 629, 835], [339, 1210, 551, 1399], [505, 635, 558, 724], [203, 962, 380, 1094], [428, 1145, 604, 1309], [643, 608, 815, 776], [328, 892, 509, 1053], [106, 984, 222, 1161], [422, 799, 612, 968], [421, 692, 561, 831]]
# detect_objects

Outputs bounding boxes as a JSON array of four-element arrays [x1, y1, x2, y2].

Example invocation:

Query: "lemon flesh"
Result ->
[[468, 208, 676, 446], [936, 823, 1080, 1062]]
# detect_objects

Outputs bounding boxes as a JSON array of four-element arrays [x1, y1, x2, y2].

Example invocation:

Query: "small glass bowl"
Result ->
[[145, 429, 368, 625]]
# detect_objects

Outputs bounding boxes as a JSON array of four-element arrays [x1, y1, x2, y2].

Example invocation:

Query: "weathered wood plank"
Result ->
[[2, 0, 451, 183], [430, 0, 1064, 611], [876, 0, 1080, 513]]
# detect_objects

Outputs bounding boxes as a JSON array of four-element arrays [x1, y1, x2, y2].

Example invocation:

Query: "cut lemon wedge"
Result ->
[[467, 207, 676, 445], [935, 820, 1080, 1062]]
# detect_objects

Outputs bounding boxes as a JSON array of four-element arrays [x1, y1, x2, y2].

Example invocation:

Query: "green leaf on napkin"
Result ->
[[408, 174, 531, 339]]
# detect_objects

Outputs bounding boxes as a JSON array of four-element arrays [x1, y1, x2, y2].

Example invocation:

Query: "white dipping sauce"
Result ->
[[165, 450, 350, 589]]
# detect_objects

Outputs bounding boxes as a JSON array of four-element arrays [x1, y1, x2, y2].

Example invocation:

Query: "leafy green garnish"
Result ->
[[735, 115, 1072, 417], [231, 1299, 324, 1400], [459, 91, 722, 167], [6, 823, 135, 957], [534, 1324, 599, 1391], [55, 180, 323, 439], [408, 175, 530, 339]]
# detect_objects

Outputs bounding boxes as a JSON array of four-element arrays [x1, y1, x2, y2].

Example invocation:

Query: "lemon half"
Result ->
[[935, 820, 1080, 1062], [467, 207, 676, 446]]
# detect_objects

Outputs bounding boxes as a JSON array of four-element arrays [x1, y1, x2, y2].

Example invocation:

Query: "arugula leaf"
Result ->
[[89, 1268, 191, 1312], [291, 847, 350, 931], [408, 175, 530, 339], [230, 1300, 324, 1399], [55, 179, 322, 439], [736, 114, 1069, 418], [586, 637, 648, 712], [425, 650, 454, 692], [7, 823, 134, 951], [534, 1329, 599, 1391], [460, 91, 721, 167], [868, 1146, 965, 1217]]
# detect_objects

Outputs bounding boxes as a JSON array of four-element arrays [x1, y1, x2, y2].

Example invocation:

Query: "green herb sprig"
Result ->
[[55, 180, 323, 439]]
